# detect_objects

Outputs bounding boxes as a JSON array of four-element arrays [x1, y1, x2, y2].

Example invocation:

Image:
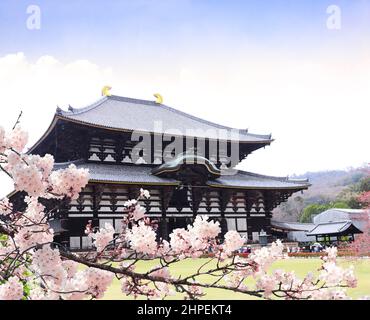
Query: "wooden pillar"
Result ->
[[160, 187, 174, 241], [161, 217, 168, 241], [219, 190, 232, 240], [191, 186, 204, 218], [161, 190, 168, 241], [219, 215, 228, 240]]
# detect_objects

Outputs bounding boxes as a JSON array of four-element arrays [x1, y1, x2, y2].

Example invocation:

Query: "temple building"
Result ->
[[10, 94, 310, 250], [271, 209, 367, 244]]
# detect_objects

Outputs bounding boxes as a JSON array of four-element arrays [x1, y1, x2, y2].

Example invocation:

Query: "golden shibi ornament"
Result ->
[[154, 93, 163, 104], [102, 85, 112, 96]]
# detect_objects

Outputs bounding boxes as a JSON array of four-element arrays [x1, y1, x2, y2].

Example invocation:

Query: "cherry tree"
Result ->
[[347, 172, 370, 257], [0, 123, 362, 300]]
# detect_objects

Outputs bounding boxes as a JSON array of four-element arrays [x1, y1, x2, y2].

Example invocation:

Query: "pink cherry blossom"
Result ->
[[0, 126, 6, 153], [49, 164, 89, 199], [125, 221, 157, 255], [90, 223, 115, 252], [62, 260, 79, 279], [0, 197, 12, 215], [26, 154, 54, 179], [149, 265, 171, 279], [11, 162, 45, 197], [140, 188, 150, 199], [13, 198, 54, 251], [124, 199, 137, 207], [249, 240, 285, 273], [222, 230, 245, 257], [5, 126, 28, 153], [32, 245, 67, 290], [189, 215, 220, 240], [0, 124, 364, 300], [169, 228, 192, 254], [132, 204, 146, 221], [80, 268, 114, 299], [186, 283, 204, 298], [0, 276, 24, 300], [256, 274, 278, 298]]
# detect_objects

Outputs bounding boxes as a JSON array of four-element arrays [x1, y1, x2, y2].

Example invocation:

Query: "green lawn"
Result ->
[[101, 258, 370, 300]]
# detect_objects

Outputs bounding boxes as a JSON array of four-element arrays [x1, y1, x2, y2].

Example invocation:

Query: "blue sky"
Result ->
[[0, 0, 369, 197], [1, 0, 370, 64]]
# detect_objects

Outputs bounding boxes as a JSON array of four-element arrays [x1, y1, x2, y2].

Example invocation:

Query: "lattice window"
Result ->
[[69, 236, 81, 249], [88, 137, 131, 163], [227, 218, 236, 231], [236, 218, 247, 232]]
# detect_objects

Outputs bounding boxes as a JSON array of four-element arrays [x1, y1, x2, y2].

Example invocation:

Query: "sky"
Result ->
[[0, 0, 369, 195]]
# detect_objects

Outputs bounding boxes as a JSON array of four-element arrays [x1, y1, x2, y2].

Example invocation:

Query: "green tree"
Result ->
[[299, 201, 350, 223], [355, 177, 370, 193], [337, 177, 370, 208]]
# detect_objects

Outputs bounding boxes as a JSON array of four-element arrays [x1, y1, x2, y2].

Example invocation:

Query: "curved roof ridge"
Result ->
[[326, 208, 365, 213], [314, 220, 352, 226], [235, 169, 310, 184], [244, 131, 273, 140], [271, 220, 314, 225], [57, 96, 109, 116], [111, 95, 246, 132], [270, 220, 315, 231], [153, 102, 272, 139], [57, 95, 272, 141], [53, 159, 86, 166]]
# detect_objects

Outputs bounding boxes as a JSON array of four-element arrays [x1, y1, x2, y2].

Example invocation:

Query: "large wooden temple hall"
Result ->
[[11, 93, 310, 250]]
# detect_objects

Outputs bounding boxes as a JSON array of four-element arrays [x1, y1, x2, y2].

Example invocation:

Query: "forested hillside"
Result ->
[[273, 166, 369, 222]]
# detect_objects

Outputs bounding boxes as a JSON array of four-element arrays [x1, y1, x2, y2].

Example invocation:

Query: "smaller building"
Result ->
[[272, 208, 368, 244], [270, 220, 314, 242], [313, 208, 369, 232], [306, 220, 363, 244]]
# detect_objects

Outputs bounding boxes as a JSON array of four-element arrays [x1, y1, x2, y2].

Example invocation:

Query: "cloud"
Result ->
[[0, 52, 113, 196], [0, 52, 113, 139]]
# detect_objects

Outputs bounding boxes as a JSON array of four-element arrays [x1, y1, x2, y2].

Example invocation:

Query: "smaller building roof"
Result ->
[[331, 209, 367, 214], [317, 208, 366, 216], [271, 220, 315, 232], [306, 221, 363, 236], [312, 208, 369, 225]]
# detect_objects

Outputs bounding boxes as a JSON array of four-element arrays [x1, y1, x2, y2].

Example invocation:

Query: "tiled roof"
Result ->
[[209, 170, 310, 190], [271, 220, 315, 231], [53, 160, 310, 190], [56, 95, 272, 143], [318, 208, 366, 215], [306, 221, 363, 236], [53, 161, 179, 185]]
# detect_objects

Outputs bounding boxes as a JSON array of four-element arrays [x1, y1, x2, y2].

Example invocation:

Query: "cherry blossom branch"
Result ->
[[0, 124, 361, 300], [59, 250, 265, 298]]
